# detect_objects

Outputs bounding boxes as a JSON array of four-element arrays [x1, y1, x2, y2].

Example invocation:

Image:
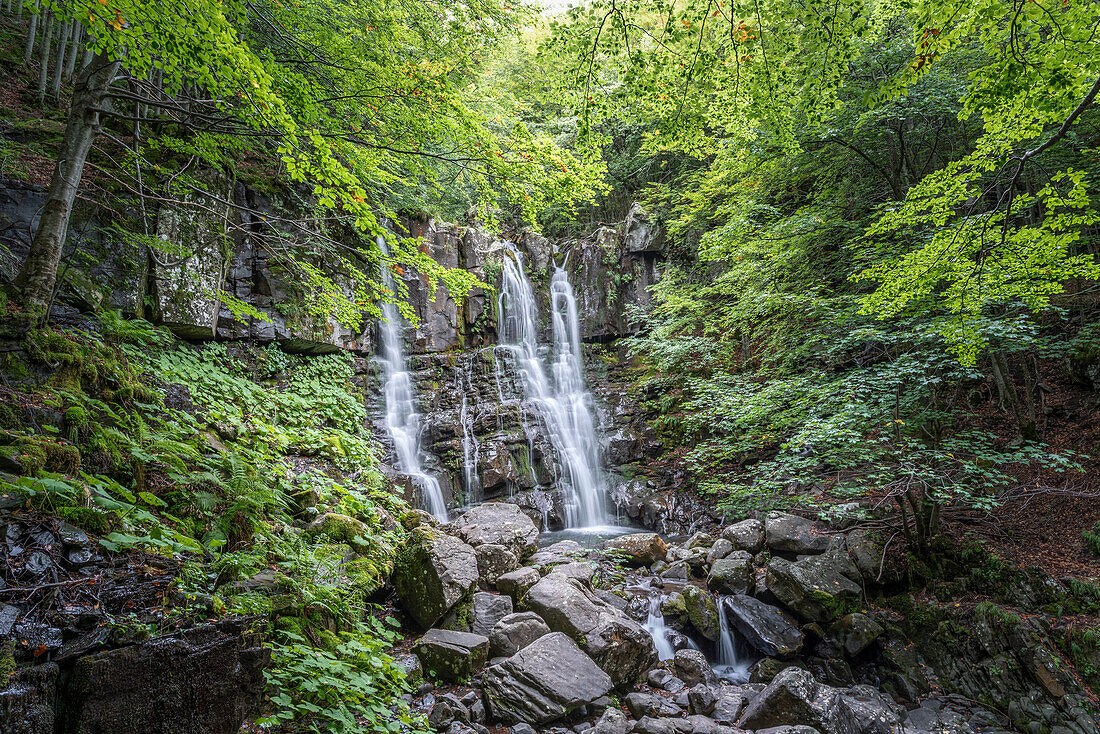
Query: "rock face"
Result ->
[[393, 526, 479, 628], [450, 503, 540, 558], [57, 621, 267, 734], [482, 632, 613, 725], [723, 594, 804, 659], [524, 574, 656, 686], [414, 628, 490, 682]]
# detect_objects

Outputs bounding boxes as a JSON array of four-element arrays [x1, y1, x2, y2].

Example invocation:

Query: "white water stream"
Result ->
[[376, 236, 448, 521], [714, 596, 752, 682], [497, 247, 609, 528]]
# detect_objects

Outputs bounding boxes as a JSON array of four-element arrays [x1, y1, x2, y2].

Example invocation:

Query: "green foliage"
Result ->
[[259, 619, 427, 734], [1084, 522, 1100, 558]]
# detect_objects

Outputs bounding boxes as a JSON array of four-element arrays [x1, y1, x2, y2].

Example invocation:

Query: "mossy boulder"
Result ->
[[413, 628, 489, 683], [0, 436, 80, 476], [707, 551, 755, 594], [681, 585, 720, 641], [306, 513, 372, 555], [765, 551, 861, 623], [392, 526, 479, 629]]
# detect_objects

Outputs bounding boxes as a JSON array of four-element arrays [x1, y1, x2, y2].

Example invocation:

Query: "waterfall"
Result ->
[[376, 235, 448, 521], [459, 368, 481, 504], [497, 247, 609, 528], [644, 595, 677, 661], [714, 596, 751, 682]]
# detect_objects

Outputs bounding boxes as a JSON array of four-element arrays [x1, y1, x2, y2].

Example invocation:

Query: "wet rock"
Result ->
[[838, 685, 905, 734], [625, 692, 682, 718], [489, 612, 552, 657], [673, 648, 716, 687], [414, 628, 490, 682], [0, 605, 19, 636], [827, 613, 883, 657], [707, 552, 754, 595], [527, 540, 586, 571], [470, 592, 513, 637], [496, 566, 541, 600], [450, 502, 539, 558], [0, 663, 57, 734], [686, 532, 716, 549], [475, 543, 519, 589], [481, 632, 612, 725], [524, 574, 601, 638], [765, 512, 832, 555], [604, 533, 668, 566], [723, 594, 804, 659], [681, 585, 720, 641], [393, 526, 479, 628], [61, 621, 267, 734], [720, 519, 765, 553]]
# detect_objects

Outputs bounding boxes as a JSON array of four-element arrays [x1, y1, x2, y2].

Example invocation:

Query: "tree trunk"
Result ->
[[50, 19, 70, 99], [36, 12, 53, 104], [64, 24, 81, 81], [990, 351, 1038, 440], [13, 53, 121, 308], [24, 2, 40, 64]]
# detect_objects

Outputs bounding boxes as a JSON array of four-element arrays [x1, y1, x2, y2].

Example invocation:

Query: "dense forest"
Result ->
[[0, 0, 1098, 733]]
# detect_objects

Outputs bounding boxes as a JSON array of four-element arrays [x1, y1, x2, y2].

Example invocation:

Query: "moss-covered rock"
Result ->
[[392, 526, 478, 629], [681, 585, 720, 641]]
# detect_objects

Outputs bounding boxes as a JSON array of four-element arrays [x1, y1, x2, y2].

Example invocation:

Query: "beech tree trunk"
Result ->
[[13, 53, 121, 308]]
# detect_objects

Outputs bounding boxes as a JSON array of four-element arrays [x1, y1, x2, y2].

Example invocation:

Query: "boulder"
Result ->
[[707, 538, 733, 564], [450, 502, 539, 557], [686, 532, 716, 549], [527, 540, 586, 571], [711, 689, 749, 725], [414, 628, 490, 682], [708, 552, 754, 595], [393, 526, 479, 628], [475, 543, 518, 589], [631, 717, 694, 734], [737, 667, 857, 734], [481, 632, 612, 725], [764, 552, 861, 623], [765, 512, 831, 555], [605, 533, 668, 566], [305, 513, 372, 555], [687, 683, 718, 715], [470, 592, 513, 637], [524, 574, 655, 687], [722, 594, 804, 659], [845, 528, 906, 585], [828, 613, 883, 658], [593, 707, 630, 734], [721, 519, 765, 553], [496, 566, 541, 600], [673, 648, 716, 687], [681, 585, 720, 641], [625, 692, 682, 718], [489, 612, 551, 658]]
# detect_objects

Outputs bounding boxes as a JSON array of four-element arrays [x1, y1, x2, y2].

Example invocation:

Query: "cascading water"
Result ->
[[497, 247, 609, 528], [644, 595, 677, 661], [458, 368, 481, 504], [714, 596, 751, 682], [376, 235, 448, 521]]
